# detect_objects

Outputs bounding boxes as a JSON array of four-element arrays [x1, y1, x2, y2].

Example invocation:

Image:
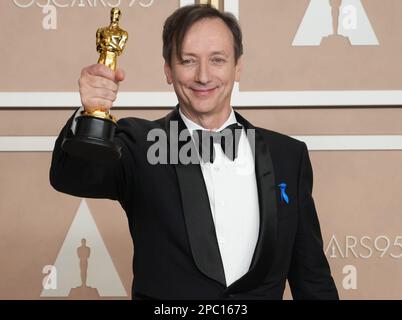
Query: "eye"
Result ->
[[181, 58, 195, 65], [211, 57, 226, 64]]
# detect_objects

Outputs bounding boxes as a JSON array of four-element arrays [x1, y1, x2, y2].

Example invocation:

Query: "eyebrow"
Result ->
[[181, 51, 229, 57]]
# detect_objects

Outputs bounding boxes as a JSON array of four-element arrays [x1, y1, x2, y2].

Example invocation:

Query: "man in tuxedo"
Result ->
[[50, 4, 339, 300]]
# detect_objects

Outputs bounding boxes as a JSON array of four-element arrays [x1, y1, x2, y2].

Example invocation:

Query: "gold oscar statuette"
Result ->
[[62, 8, 128, 162]]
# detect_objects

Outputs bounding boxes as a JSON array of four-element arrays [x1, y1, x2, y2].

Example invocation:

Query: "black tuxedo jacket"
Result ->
[[50, 106, 339, 300]]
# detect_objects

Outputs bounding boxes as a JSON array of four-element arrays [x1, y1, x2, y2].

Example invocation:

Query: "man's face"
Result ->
[[164, 18, 242, 117]]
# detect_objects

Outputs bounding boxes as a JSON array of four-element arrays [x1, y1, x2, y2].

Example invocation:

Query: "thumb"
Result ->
[[115, 68, 125, 83]]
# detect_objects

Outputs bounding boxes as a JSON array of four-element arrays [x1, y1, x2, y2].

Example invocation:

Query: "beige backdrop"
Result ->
[[241, 0, 402, 90], [1, 0, 402, 300]]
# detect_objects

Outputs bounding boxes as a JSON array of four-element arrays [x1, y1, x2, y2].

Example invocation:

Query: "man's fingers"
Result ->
[[80, 87, 117, 104], [91, 88, 117, 102], [85, 74, 119, 92], [115, 68, 125, 82], [83, 63, 116, 82], [79, 64, 125, 111]]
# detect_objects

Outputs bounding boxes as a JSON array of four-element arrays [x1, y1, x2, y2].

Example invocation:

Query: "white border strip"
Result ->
[[231, 90, 402, 107], [1, 136, 401, 152], [0, 136, 56, 152], [224, 0, 239, 18], [180, 0, 195, 6], [1, 90, 402, 107], [295, 135, 402, 151]]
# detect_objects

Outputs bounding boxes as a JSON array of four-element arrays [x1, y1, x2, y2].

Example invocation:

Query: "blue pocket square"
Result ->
[[278, 183, 289, 204]]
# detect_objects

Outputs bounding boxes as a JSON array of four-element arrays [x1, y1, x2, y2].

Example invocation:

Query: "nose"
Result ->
[[194, 59, 211, 84]]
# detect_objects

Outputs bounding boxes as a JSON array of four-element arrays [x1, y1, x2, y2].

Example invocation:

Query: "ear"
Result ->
[[164, 62, 173, 85], [234, 56, 243, 83]]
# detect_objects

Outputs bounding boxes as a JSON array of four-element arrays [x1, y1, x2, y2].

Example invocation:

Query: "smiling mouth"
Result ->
[[191, 87, 217, 96]]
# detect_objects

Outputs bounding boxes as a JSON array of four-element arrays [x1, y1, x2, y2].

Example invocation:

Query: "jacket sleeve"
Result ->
[[287, 142, 339, 300], [49, 108, 129, 202]]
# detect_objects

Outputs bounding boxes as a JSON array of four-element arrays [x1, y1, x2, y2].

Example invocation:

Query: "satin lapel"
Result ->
[[164, 107, 226, 287], [225, 112, 278, 294]]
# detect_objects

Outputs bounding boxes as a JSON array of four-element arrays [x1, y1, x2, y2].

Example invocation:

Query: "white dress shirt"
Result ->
[[179, 108, 260, 286]]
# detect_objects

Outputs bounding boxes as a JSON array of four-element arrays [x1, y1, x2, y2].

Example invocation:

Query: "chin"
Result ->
[[186, 100, 216, 115]]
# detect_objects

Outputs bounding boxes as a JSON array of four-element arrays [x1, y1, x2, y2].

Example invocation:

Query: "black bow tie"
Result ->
[[194, 123, 243, 163]]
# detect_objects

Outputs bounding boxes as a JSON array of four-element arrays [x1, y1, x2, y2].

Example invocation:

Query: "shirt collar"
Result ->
[[179, 107, 238, 134]]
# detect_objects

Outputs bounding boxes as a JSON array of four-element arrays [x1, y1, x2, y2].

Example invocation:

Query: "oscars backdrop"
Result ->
[[0, 0, 401, 299]]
